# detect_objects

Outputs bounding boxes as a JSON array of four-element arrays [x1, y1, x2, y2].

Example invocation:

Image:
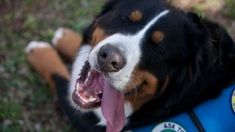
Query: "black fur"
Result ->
[[128, 10, 235, 129], [55, 0, 235, 131]]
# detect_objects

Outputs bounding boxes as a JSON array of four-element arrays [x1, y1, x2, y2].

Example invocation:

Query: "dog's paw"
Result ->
[[52, 28, 82, 60], [52, 28, 64, 46], [25, 41, 70, 93]]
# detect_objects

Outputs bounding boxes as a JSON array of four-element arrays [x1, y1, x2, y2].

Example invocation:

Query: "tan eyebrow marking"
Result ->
[[129, 10, 143, 22], [91, 27, 107, 46]]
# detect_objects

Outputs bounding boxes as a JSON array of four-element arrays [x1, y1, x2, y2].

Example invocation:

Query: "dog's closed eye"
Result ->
[[119, 14, 130, 25]]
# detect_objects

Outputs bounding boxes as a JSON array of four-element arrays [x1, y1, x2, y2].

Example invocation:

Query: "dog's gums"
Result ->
[[72, 62, 104, 108]]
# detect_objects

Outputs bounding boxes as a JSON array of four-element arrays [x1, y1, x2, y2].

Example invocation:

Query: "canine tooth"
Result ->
[[76, 83, 80, 90], [80, 94, 96, 103], [95, 91, 102, 94], [76, 83, 84, 92], [84, 78, 89, 84], [76, 90, 79, 95], [80, 95, 88, 103], [88, 71, 91, 78], [87, 96, 96, 102], [76, 86, 79, 91]]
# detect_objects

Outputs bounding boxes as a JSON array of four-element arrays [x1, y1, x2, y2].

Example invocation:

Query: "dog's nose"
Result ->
[[97, 44, 126, 72]]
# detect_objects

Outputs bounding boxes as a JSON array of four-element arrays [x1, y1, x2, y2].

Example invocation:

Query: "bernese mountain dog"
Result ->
[[26, 0, 235, 131]]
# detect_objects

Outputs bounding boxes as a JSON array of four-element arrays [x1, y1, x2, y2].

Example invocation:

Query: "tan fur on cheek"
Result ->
[[125, 70, 158, 111], [91, 27, 106, 46]]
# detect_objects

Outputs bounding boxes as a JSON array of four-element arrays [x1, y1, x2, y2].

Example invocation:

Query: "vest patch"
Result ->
[[232, 89, 235, 113], [152, 122, 186, 132]]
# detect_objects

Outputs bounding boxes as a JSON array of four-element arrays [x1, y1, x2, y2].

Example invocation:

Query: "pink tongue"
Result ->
[[101, 80, 125, 132]]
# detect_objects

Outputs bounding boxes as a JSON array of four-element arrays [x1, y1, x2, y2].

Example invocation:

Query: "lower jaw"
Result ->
[[72, 91, 101, 109]]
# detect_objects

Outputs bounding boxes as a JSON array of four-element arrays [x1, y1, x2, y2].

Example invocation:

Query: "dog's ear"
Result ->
[[186, 12, 204, 29], [186, 12, 235, 68], [96, 0, 119, 18]]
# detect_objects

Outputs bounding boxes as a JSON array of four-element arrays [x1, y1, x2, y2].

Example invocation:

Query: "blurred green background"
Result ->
[[0, 0, 234, 131]]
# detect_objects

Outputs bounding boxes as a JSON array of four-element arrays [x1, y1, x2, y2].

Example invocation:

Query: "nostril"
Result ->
[[99, 50, 107, 59], [100, 52, 107, 58], [111, 61, 119, 69]]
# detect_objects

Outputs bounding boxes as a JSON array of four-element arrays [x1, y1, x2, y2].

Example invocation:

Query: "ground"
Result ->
[[0, 0, 234, 131]]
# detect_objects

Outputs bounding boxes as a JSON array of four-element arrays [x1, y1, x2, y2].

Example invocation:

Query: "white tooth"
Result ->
[[76, 83, 83, 91], [84, 78, 89, 84], [95, 91, 102, 94], [76, 90, 79, 95], [80, 96, 87, 103], [75, 83, 79, 89], [76, 84, 79, 90], [88, 96, 96, 102], [83, 71, 91, 85], [88, 71, 91, 78], [81, 100, 87, 104], [79, 95, 96, 103]]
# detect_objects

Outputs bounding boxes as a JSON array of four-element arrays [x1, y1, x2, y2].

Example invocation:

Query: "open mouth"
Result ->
[[72, 60, 145, 110], [72, 59, 145, 131], [72, 60, 127, 131], [72, 61, 104, 109]]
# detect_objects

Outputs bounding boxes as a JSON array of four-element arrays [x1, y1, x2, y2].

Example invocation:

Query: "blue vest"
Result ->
[[133, 85, 235, 132]]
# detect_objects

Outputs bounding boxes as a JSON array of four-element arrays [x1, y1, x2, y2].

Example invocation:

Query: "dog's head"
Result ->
[[72, 0, 235, 110]]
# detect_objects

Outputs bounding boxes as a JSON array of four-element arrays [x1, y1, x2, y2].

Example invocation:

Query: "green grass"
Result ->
[[224, 0, 235, 18], [0, 0, 104, 131]]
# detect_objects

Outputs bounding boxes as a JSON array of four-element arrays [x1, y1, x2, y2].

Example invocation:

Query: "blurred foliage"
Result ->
[[0, 0, 104, 131], [224, 0, 235, 18]]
